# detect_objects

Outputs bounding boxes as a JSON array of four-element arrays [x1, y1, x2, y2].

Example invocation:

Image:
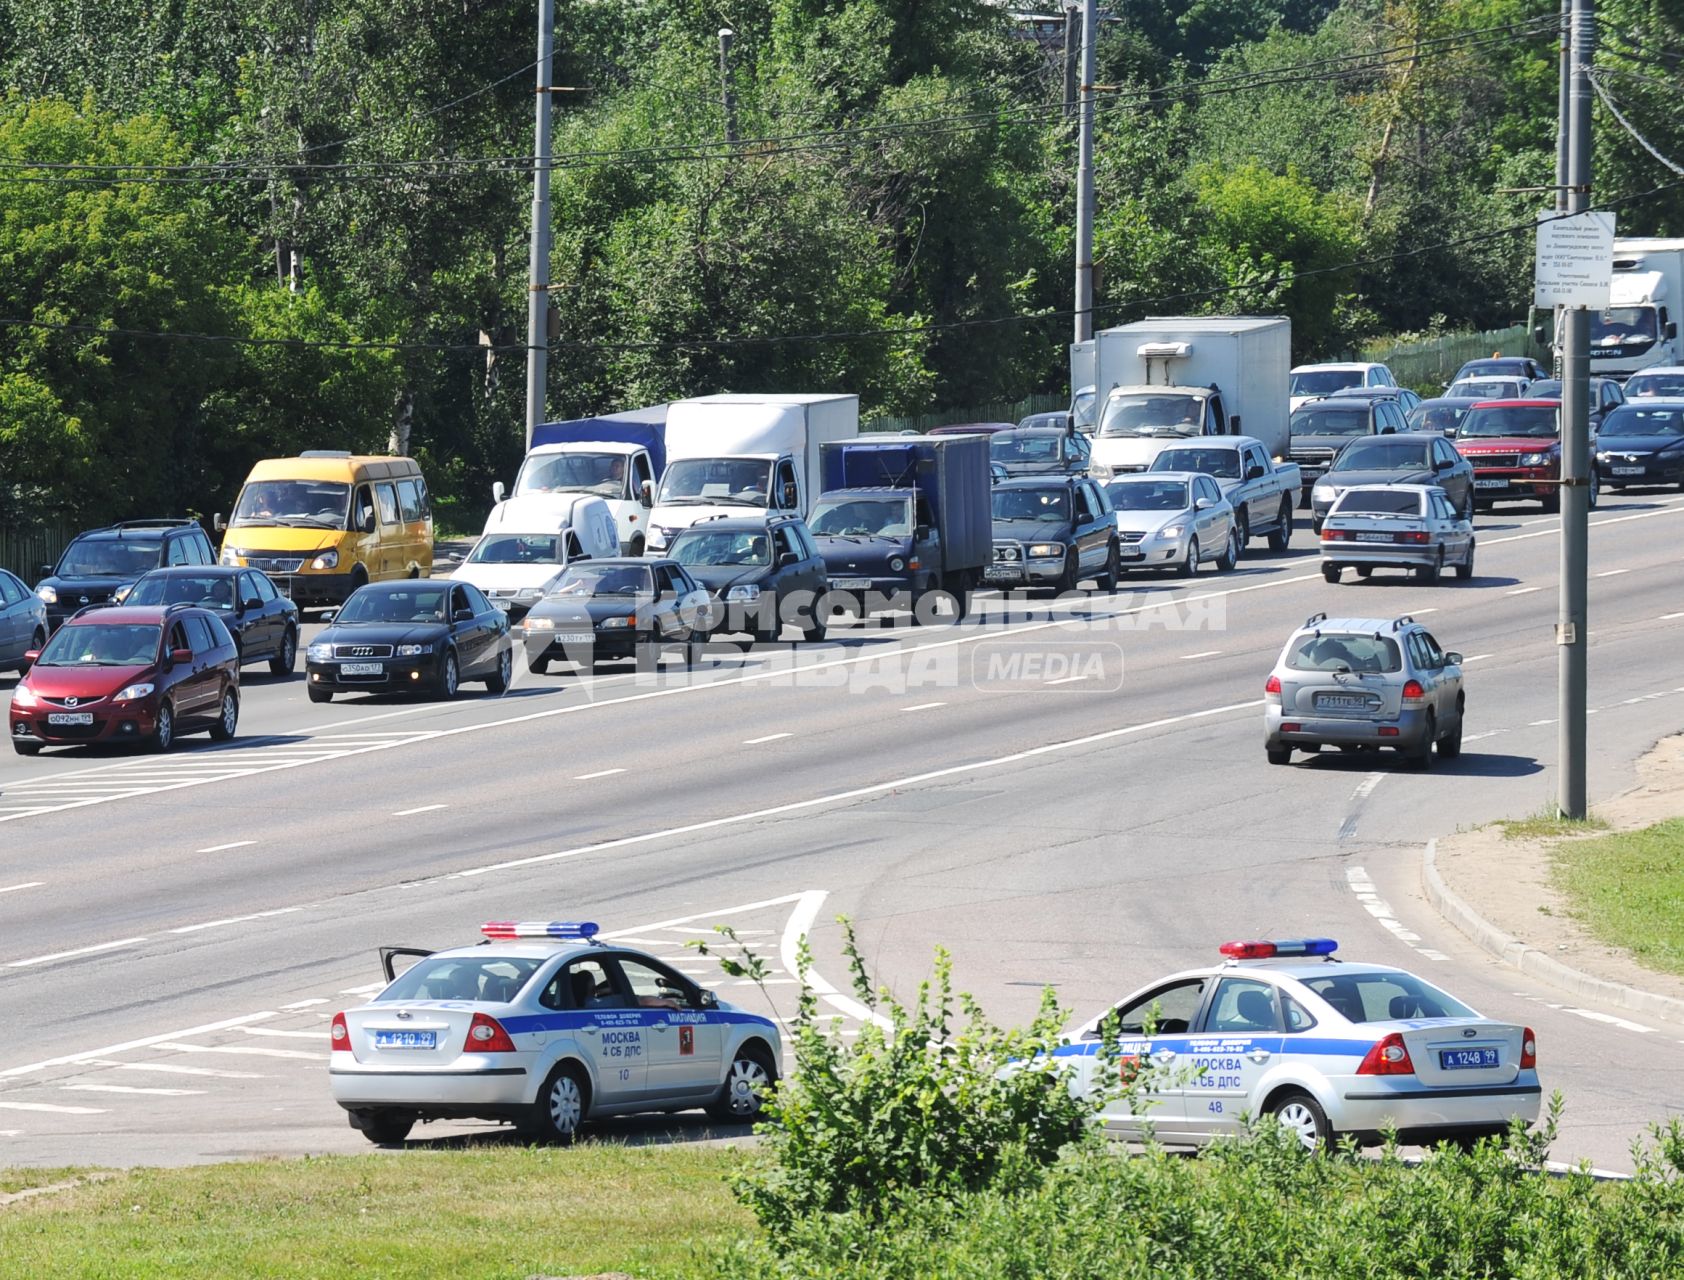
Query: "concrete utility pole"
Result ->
[[1557, 0, 1595, 819], [1062, 4, 1080, 121], [1072, 0, 1098, 343], [523, 0, 556, 452], [719, 29, 739, 144], [1551, 0, 1571, 377]]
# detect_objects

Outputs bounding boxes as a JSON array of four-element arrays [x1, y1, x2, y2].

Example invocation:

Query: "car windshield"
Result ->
[[1292, 407, 1371, 437], [1299, 970, 1476, 1022], [1333, 489, 1424, 516], [992, 488, 1071, 521], [1098, 393, 1204, 438], [1601, 406, 1684, 437], [1458, 405, 1559, 439], [1590, 306, 1659, 349], [1105, 479, 1189, 511], [807, 496, 912, 537], [550, 564, 654, 597], [467, 534, 563, 564], [1151, 447, 1241, 479], [658, 459, 771, 506], [514, 452, 628, 497], [231, 480, 350, 529], [1291, 370, 1364, 397], [1457, 361, 1526, 379], [1071, 388, 1096, 429], [1332, 441, 1432, 471], [990, 433, 1065, 464], [1448, 379, 1522, 399], [1286, 631, 1402, 673], [670, 528, 772, 566], [57, 539, 161, 577], [125, 574, 236, 610], [34, 622, 161, 667], [336, 585, 451, 623], [376, 955, 544, 1004], [1625, 372, 1684, 397], [1409, 404, 1471, 434]]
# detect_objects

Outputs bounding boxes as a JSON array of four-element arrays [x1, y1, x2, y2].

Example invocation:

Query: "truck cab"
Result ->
[[461, 495, 620, 618], [1090, 385, 1232, 477], [493, 441, 657, 556]]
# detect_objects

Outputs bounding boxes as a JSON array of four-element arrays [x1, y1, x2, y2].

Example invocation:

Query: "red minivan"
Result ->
[[8, 604, 240, 755]]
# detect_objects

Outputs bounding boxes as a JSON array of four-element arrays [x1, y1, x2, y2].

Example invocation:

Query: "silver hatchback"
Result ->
[[1264, 614, 1465, 767]]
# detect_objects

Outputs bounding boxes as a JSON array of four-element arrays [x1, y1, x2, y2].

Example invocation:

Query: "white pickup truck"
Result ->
[[1147, 436, 1301, 553]]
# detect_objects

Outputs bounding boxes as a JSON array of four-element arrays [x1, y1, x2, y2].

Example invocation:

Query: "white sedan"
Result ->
[[329, 921, 781, 1145], [1056, 938, 1539, 1151]]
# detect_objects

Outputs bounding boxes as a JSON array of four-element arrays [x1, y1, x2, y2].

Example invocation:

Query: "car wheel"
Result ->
[[269, 627, 297, 677], [1268, 1090, 1331, 1153], [1407, 711, 1436, 770], [150, 701, 175, 753], [485, 645, 512, 693], [629, 535, 645, 557], [1216, 528, 1240, 573], [1455, 539, 1475, 581], [528, 653, 551, 675], [1096, 540, 1121, 591], [1266, 501, 1293, 552], [1235, 512, 1251, 548], [1416, 551, 1442, 585], [1322, 563, 1340, 584], [12, 741, 42, 757], [706, 1043, 777, 1123], [529, 1063, 588, 1144], [1266, 745, 1292, 766], [1056, 548, 1079, 595], [307, 684, 333, 703], [1542, 491, 1561, 515], [209, 688, 239, 742], [1438, 703, 1464, 759], [1587, 469, 1600, 510], [439, 650, 460, 699], [354, 1109, 415, 1146], [1355, 566, 1373, 579], [1175, 537, 1199, 578]]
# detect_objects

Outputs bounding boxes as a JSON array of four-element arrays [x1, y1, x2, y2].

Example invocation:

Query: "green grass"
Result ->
[[0, 1145, 750, 1279], [1497, 811, 1610, 841], [1554, 817, 1684, 976], [0, 1167, 91, 1196]]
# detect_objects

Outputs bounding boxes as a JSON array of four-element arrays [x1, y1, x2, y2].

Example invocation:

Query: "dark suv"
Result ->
[[1289, 396, 1411, 504], [9, 603, 241, 755], [35, 520, 216, 632], [666, 514, 829, 642]]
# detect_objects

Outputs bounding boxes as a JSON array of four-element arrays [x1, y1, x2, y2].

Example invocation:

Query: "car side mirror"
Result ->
[[698, 990, 719, 1009], [1380, 426, 1395, 435], [1228, 414, 1241, 434], [320, 609, 338, 623], [169, 647, 193, 667], [492, 480, 506, 504], [39, 564, 53, 580], [914, 524, 930, 541], [1445, 652, 1463, 666], [639, 480, 654, 507], [213, 512, 226, 532], [1666, 321, 1678, 340], [241, 596, 262, 611], [20, 648, 39, 672], [452, 607, 475, 623], [776, 552, 799, 568], [1194, 497, 1213, 510], [361, 513, 376, 534], [781, 481, 798, 507], [1245, 464, 1265, 481]]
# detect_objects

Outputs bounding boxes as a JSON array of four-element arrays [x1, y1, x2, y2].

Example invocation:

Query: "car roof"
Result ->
[[1345, 431, 1438, 443], [1337, 483, 1436, 495], [425, 939, 607, 963], [1292, 397, 1374, 411], [681, 514, 801, 531], [1291, 361, 1381, 372], [139, 565, 240, 576], [1468, 399, 1558, 409], [992, 426, 1069, 438], [1414, 396, 1482, 407], [995, 475, 1078, 490], [576, 556, 672, 568], [1105, 471, 1199, 482], [1609, 395, 1684, 408], [1292, 615, 1418, 636], [74, 523, 194, 541], [356, 578, 450, 593], [63, 605, 174, 625]]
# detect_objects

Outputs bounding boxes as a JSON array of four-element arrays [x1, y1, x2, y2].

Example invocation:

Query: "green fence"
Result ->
[[861, 392, 1067, 434], [0, 516, 74, 585], [1358, 323, 1540, 394]]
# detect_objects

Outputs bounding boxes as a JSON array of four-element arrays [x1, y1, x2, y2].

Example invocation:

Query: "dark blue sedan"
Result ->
[[1595, 400, 1684, 490]]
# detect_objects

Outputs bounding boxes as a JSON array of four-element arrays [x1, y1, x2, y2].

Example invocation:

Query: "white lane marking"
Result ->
[[0, 1101, 106, 1114], [338, 982, 386, 995], [168, 908, 302, 935], [1044, 674, 1092, 685], [456, 698, 1264, 879], [236, 1027, 325, 1040], [1529, 719, 1557, 727], [280, 998, 328, 1009], [153, 1042, 326, 1061], [1344, 867, 1441, 962], [0, 1012, 277, 1080], [900, 702, 946, 712], [1462, 654, 1493, 663], [1559, 1007, 1654, 1033], [1595, 569, 1629, 578], [743, 733, 792, 745], [781, 890, 889, 1028], [573, 769, 626, 781], [196, 840, 256, 854], [1409, 608, 1439, 615], [78, 1060, 265, 1080], [7, 937, 148, 968], [392, 803, 448, 816], [1662, 611, 1684, 621], [1179, 650, 1223, 660], [0, 882, 44, 895], [61, 1084, 204, 1097], [1506, 586, 1542, 595], [1351, 772, 1386, 801]]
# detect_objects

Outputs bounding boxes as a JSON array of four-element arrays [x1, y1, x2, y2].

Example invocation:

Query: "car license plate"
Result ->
[[984, 566, 1020, 580], [1355, 531, 1392, 543], [47, 712, 94, 726], [832, 578, 873, 591], [1438, 1047, 1500, 1070], [373, 1030, 437, 1050], [340, 662, 384, 675], [553, 632, 595, 645], [1316, 694, 1371, 710], [1611, 466, 1644, 476], [1474, 478, 1510, 490]]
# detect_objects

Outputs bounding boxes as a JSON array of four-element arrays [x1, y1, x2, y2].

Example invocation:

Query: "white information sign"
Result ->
[[1533, 210, 1615, 308]]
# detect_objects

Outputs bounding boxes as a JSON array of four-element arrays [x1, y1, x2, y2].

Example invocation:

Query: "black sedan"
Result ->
[[1308, 433, 1475, 530], [121, 566, 300, 675], [304, 580, 511, 702], [515, 558, 716, 673], [1595, 400, 1684, 490]]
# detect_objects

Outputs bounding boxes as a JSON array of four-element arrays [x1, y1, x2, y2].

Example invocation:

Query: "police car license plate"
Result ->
[[47, 712, 94, 726], [341, 662, 383, 675], [1474, 478, 1510, 489], [1355, 532, 1391, 542], [832, 578, 872, 591], [1439, 1047, 1500, 1070], [373, 1030, 436, 1050], [1612, 466, 1643, 476]]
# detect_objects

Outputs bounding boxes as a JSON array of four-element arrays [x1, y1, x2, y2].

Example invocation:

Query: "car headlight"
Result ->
[[306, 642, 333, 661], [1157, 524, 1183, 539], [112, 584, 132, 603], [598, 615, 635, 629], [1519, 451, 1554, 467], [1027, 543, 1063, 558], [114, 682, 155, 702], [309, 548, 340, 570], [725, 584, 761, 602], [1312, 483, 1334, 499], [888, 558, 906, 573], [516, 587, 544, 600], [1090, 464, 1113, 481], [395, 643, 431, 657], [11, 685, 39, 709], [522, 617, 556, 631], [36, 585, 57, 605], [220, 547, 242, 567]]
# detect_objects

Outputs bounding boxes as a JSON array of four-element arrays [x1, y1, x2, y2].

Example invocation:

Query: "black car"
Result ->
[[1016, 410, 1074, 432], [1323, 385, 1424, 416], [1594, 400, 1684, 490], [121, 567, 301, 675], [1288, 396, 1412, 503], [983, 476, 1119, 594], [988, 427, 1093, 477], [1521, 376, 1626, 431], [667, 516, 828, 643], [304, 579, 511, 702], [1406, 396, 1485, 437], [515, 558, 716, 673], [1451, 356, 1549, 385], [35, 519, 217, 632], [1309, 432, 1475, 529]]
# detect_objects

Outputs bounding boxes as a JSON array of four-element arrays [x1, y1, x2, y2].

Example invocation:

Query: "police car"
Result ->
[[1057, 938, 1540, 1151], [329, 921, 782, 1145]]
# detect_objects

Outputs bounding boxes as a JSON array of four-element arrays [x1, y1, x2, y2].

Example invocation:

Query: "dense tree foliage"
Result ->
[[1, 0, 1679, 525]]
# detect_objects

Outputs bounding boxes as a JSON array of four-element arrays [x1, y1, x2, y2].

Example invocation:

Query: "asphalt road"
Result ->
[[2, 490, 1682, 1170]]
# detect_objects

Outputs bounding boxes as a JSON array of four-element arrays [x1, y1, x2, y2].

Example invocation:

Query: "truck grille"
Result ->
[[244, 554, 307, 573], [1290, 448, 1338, 465]]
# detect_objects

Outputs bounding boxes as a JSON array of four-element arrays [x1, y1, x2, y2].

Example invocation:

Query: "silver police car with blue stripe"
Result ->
[[329, 921, 781, 1145], [1060, 938, 1540, 1151]]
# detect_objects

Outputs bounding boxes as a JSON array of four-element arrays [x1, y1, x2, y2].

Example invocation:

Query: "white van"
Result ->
[[454, 495, 618, 619]]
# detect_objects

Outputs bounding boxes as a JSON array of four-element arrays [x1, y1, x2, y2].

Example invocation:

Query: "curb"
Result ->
[[1420, 837, 1684, 1029]]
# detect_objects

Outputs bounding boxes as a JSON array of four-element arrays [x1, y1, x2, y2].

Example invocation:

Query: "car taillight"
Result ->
[[1401, 679, 1426, 706], [1395, 531, 1430, 544], [466, 1012, 517, 1052], [330, 1012, 350, 1052], [1321, 528, 1349, 541], [1521, 1027, 1537, 1069], [1356, 1032, 1415, 1076], [1265, 675, 1281, 698]]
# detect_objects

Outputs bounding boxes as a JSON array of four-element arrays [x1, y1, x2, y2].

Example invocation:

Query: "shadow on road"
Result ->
[[397, 1111, 752, 1152], [1291, 749, 1541, 778]]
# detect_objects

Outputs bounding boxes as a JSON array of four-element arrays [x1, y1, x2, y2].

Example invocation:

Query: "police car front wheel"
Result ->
[[708, 1044, 776, 1122]]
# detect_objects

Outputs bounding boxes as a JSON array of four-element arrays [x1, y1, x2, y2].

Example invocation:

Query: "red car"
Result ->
[[1452, 399, 1601, 513], [8, 604, 241, 756]]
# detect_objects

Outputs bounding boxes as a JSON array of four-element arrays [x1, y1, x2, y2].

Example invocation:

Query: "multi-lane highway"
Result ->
[[2, 492, 1682, 1170]]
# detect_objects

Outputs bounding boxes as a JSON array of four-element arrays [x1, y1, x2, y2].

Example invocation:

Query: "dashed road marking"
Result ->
[[1596, 569, 1630, 578], [743, 733, 792, 745], [79, 1060, 264, 1080], [196, 840, 256, 854], [62, 1084, 204, 1097], [1179, 650, 1223, 660], [0, 882, 43, 895], [900, 702, 946, 712], [392, 803, 448, 816], [1506, 586, 1542, 596], [7, 937, 148, 968], [1345, 867, 1445, 962], [0, 1101, 105, 1115], [153, 1042, 326, 1062], [573, 769, 626, 781], [169, 909, 300, 935]]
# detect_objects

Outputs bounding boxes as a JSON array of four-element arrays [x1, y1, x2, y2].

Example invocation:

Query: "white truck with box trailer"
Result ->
[[1588, 238, 1682, 379], [1072, 316, 1291, 476]]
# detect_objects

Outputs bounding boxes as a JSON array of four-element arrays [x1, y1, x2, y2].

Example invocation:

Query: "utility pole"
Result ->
[[719, 29, 739, 144], [1062, 4, 1080, 121], [1557, 0, 1594, 819], [1072, 0, 1098, 343], [1550, 0, 1571, 376], [523, 0, 556, 452]]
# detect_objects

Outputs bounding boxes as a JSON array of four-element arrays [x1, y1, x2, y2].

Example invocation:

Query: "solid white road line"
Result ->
[[0, 1101, 106, 1114], [78, 1060, 265, 1080], [743, 733, 793, 745], [1351, 772, 1386, 801], [196, 840, 256, 854], [1044, 674, 1091, 685], [573, 769, 626, 781], [1409, 607, 1438, 615], [62, 1084, 204, 1097], [7, 937, 148, 968], [1662, 612, 1684, 621], [168, 908, 300, 936], [392, 803, 448, 816], [1462, 654, 1493, 663], [1596, 568, 1630, 577], [0, 1012, 278, 1080], [237, 1027, 325, 1040], [280, 998, 329, 1009], [900, 702, 946, 712], [1506, 586, 1542, 595], [0, 882, 44, 895], [1179, 650, 1223, 660], [153, 1042, 325, 1061]]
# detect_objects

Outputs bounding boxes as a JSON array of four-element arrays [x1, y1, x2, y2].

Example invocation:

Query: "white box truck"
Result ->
[[1073, 316, 1292, 476], [1592, 238, 1683, 378], [645, 393, 859, 552]]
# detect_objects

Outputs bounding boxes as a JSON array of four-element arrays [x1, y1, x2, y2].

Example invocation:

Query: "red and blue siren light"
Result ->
[[1219, 938, 1338, 960], [481, 921, 599, 941]]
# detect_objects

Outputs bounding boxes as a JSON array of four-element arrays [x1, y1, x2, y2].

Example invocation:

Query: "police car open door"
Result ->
[[1079, 977, 1206, 1143]]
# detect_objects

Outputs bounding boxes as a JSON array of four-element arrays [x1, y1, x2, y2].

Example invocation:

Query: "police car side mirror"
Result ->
[[1445, 651, 1463, 666], [698, 990, 718, 1009]]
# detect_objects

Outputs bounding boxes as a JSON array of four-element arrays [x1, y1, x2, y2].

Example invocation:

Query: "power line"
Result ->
[[1587, 70, 1684, 176]]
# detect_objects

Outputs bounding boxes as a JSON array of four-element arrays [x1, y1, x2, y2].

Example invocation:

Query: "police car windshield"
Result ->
[[468, 534, 563, 564], [807, 497, 912, 537], [58, 539, 161, 577], [35, 623, 162, 667], [553, 564, 653, 597], [1286, 633, 1402, 673], [1106, 480, 1189, 511], [125, 573, 236, 610], [377, 956, 543, 1003], [1300, 971, 1476, 1022], [670, 528, 772, 565]]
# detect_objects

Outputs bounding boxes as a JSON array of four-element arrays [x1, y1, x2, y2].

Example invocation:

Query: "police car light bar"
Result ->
[[481, 921, 600, 941], [1219, 938, 1338, 960]]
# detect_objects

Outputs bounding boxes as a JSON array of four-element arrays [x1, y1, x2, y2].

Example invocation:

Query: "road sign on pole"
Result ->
[[1534, 210, 1614, 309]]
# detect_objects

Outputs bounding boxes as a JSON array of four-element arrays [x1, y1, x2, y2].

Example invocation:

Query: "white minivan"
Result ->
[[453, 495, 619, 620]]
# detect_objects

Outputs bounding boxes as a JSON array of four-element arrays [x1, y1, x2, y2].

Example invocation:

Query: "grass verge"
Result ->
[[1498, 811, 1610, 841], [1554, 816, 1684, 976], [0, 1144, 749, 1279], [0, 1167, 91, 1196]]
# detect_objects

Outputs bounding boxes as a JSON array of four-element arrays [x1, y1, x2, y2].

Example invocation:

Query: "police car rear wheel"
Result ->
[[708, 1045, 775, 1122], [1268, 1091, 1330, 1153], [356, 1110, 414, 1146], [532, 1064, 587, 1143]]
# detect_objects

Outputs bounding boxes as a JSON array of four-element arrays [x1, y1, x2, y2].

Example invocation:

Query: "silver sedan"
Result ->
[[1319, 484, 1475, 584], [1101, 472, 1240, 577]]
